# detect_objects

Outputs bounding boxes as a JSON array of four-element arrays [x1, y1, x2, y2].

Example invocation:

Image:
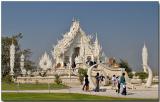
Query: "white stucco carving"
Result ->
[[145, 65, 153, 87], [20, 53, 26, 75], [52, 18, 105, 66], [142, 43, 148, 72], [142, 43, 153, 87], [87, 64, 97, 89], [10, 42, 15, 76], [39, 52, 52, 70]]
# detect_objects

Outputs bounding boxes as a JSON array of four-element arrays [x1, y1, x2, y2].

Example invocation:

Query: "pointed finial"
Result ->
[[95, 32, 98, 42], [72, 17, 80, 22], [72, 17, 75, 22], [21, 53, 25, 59], [143, 41, 146, 48], [144, 41, 146, 46]]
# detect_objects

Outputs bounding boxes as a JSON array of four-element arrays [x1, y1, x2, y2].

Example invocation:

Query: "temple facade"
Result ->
[[51, 18, 106, 68], [16, 19, 130, 85]]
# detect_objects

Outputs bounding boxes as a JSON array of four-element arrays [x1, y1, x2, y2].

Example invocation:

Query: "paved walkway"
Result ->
[[2, 85, 159, 99]]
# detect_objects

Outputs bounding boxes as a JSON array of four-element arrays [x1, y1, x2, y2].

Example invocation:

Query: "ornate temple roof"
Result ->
[[52, 19, 102, 59]]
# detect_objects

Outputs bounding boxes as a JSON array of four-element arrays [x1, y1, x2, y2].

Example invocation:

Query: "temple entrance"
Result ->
[[74, 47, 80, 57], [71, 47, 80, 68]]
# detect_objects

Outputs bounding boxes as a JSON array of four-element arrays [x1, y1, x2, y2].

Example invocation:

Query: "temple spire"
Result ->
[[94, 33, 101, 63], [95, 33, 100, 50], [143, 41, 146, 47], [72, 17, 79, 22], [142, 42, 148, 73]]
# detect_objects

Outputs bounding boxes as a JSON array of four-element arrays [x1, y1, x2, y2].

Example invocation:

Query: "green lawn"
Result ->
[[2, 93, 153, 101], [2, 82, 69, 90]]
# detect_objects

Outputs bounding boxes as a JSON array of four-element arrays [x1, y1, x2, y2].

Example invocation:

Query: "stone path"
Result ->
[[2, 86, 159, 99]]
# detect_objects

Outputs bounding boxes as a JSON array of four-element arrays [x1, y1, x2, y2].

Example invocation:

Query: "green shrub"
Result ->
[[78, 68, 87, 84], [135, 72, 148, 82], [128, 72, 134, 78], [54, 74, 62, 85], [2, 75, 13, 83]]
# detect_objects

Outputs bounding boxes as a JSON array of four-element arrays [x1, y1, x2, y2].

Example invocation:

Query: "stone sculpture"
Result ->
[[10, 41, 15, 76], [39, 52, 52, 70]]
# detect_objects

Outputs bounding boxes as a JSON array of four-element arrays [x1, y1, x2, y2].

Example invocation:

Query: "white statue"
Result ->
[[145, 65, 153, 87], [39, 52, 52, 71], [20, 53, 26, 76], [10, 41, 15, 76], [87, 64, 97, 89], [142, 43, 148, 72], [142, 43, 153, 87]]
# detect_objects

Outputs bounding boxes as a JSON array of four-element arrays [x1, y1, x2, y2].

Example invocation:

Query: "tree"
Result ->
[[1, 33, 36, 78], [78, 68, 87, 84], [2, 33, 22, 77], [22, 49, 37, 72], [119, 59, 132, 73]]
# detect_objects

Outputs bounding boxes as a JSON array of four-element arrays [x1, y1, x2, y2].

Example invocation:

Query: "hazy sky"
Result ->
[[2, 2, 158, 74]]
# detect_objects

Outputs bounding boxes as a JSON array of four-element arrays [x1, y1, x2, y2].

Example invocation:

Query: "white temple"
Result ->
[[9, 18, 157, 91], [51, 18, 104, 68], [16, 19, 131, 86]]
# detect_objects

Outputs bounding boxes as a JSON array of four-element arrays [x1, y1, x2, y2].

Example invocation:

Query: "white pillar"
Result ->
[[142, 43, 148, 73], [68, 56, 72, 80], [69, 55, 72, 67], [10, 42, 15, 76]]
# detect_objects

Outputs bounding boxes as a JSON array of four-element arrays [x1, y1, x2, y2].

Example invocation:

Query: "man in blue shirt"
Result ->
[[120, 73, 126, 95]]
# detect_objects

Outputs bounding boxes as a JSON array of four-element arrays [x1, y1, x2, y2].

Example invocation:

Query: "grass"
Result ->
[[2, 82, 69, 90], [2, 93, 155, 101]]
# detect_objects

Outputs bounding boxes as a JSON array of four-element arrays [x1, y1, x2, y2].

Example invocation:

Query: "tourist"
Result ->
[[120, 73, 127, 95], [82, 74, 89, 91], [116, 76, 120, 93], [95, 73, 100, 92], [112, 75, 116, 89], [100, 74, 105, 81]]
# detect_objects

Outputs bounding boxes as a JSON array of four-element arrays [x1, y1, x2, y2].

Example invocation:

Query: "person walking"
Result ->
[[116, 76, 120, 93], [120, 73, 126, 95], [111, 75, 116, 89], [82, 75, 89, 91], [95, 73, 100, 92]]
